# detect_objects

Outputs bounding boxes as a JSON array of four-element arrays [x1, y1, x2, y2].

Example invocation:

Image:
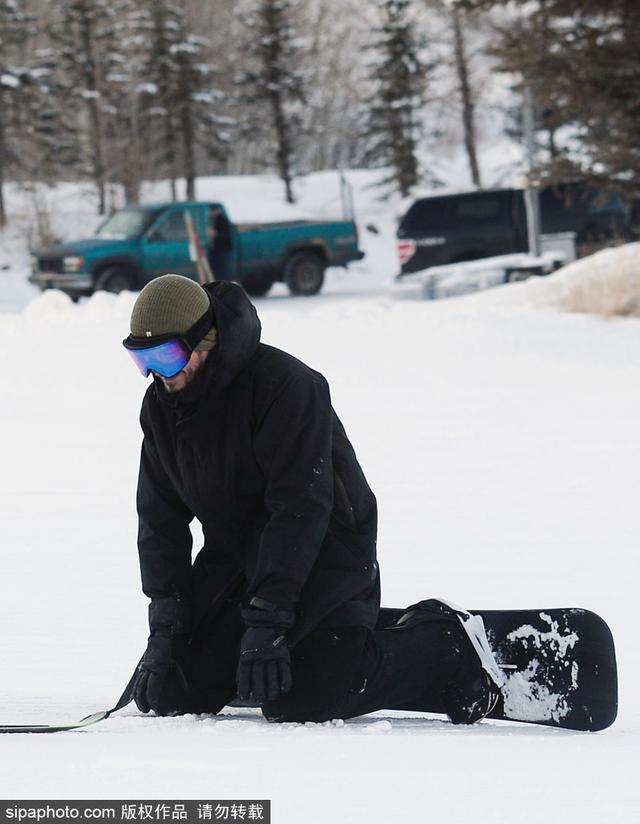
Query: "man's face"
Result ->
[[156, 349, 209, 394]]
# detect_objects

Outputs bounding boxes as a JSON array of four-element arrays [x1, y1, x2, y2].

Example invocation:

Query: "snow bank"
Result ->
[[470, 243, 640, 316]]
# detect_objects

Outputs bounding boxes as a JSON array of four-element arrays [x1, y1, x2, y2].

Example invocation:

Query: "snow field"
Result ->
[[0, 172, 639, 822]]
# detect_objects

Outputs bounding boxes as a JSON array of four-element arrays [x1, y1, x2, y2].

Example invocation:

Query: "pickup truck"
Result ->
[[29, 200, 365, 298]]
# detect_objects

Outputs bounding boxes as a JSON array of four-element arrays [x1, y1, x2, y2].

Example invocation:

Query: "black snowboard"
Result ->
[[376, 606, 618, 731]]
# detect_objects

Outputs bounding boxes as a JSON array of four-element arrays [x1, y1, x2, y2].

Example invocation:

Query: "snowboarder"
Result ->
[[123, 274, 501, 723]]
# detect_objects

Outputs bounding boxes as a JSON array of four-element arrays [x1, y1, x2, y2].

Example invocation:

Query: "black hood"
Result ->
[[154, 281, 261, 415], [204, 281, 261, 392]]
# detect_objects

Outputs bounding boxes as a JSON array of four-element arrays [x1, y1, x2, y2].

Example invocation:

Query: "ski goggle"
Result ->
[[122, 306, 213, 378]]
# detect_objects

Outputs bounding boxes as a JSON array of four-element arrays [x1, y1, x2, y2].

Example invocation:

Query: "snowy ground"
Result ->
[[1, 174, 639, 822]]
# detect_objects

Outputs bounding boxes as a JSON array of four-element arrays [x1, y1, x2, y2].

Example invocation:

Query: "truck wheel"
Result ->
[[242, 272, 274, 297], [95, 267, 136, 294], [284, 252, 325, 296]]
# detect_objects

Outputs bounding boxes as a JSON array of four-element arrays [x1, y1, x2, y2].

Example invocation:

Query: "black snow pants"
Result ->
[[151, 602, 468, 723]]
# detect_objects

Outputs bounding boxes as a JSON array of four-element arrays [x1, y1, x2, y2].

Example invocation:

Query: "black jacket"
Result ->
[[136, 282, 379, 645]]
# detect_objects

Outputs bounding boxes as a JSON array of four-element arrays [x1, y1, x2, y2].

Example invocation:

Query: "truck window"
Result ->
[[399, 198, 451, 234], [540, 184, 590, 219], [541, 184, 624, 218], [587, 193, 625, 216], [453, 196, 502, 223], [96, 208, 161, 239], [149, 210, 189, 242]]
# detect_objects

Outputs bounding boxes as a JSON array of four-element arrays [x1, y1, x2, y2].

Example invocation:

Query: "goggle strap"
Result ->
[[123, 302, 214, 351]]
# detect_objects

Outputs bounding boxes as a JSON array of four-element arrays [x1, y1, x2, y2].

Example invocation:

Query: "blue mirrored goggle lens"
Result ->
[[127, 339, 191, 378]]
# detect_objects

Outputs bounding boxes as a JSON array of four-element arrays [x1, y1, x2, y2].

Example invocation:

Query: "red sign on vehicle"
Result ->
[[397, 240, 417, 264]]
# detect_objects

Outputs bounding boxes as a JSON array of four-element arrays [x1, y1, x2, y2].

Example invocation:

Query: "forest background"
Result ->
[[1, 0, 638, 235]]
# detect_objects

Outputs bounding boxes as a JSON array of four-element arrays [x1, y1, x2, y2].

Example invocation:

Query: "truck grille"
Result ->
[[38, 257, 63, 273]]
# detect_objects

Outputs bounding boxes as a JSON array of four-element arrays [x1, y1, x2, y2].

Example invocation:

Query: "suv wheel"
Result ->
[[284, 252, 325, 296], [95, 267, 136, 294]]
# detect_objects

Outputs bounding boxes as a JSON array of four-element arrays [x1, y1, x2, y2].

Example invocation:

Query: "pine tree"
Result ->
[[0, 0, 30, 225], [171, 29, 225, 200], [462, 0, 640, 196], [0, 1, 76, 225], [133, 0, 229, 200], [49, 0, 122, 214], [99, 3, 160, 205], [362, 0, 426, 197], [134, 2, 180, 200], [236, 0, 307, 203]]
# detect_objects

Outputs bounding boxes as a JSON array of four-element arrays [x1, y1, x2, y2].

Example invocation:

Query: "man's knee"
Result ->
[[262, 627, 369, 723]]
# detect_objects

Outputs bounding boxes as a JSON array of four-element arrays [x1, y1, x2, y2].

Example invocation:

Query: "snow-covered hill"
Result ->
[[0, 175, 639, 823]]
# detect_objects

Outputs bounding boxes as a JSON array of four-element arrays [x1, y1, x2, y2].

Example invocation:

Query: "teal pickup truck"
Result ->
[[29, 200, 365, 298]]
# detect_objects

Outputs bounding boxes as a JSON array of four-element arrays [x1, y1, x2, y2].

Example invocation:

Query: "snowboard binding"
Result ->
[[392, 598, 505, 724]]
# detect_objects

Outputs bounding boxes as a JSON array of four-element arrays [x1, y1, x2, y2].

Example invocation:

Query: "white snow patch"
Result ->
[[507, 613, 579, 659], [502, 661, 570, 723], [501, 613, 580, 722]]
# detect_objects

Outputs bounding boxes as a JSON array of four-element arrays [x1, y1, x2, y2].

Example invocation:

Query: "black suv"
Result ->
[[396, 183, 630, 277]]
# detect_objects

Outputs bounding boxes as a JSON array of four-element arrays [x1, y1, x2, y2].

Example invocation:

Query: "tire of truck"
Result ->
[[241, 272, 274, 297], [505, 269, 530, 284], [95, 266, 136, 294], [283, 252, 326, 296]]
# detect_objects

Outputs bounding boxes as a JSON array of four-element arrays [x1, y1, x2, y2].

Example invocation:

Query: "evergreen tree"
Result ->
[[171, 28, 226, 200], [133, 0, 229, 200], [362, 0, 426, 197], [0, 1, 76, 225], [462, 0, 640, 196], [100, 3, 159, 205], [49, 0, 122, 214], [0, 0, 30, 225], [236, 0, 307, 203]]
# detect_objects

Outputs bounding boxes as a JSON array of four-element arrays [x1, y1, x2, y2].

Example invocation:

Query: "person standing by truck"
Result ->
[[123, 273, 502, 724], [207, 205, 233, 281]]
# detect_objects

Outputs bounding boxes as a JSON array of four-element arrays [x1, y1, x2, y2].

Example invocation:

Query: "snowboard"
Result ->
[[376, 606, 618, 732]]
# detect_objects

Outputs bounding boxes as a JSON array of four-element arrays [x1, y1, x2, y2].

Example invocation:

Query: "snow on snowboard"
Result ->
[[377, 606, 618, 731], [0, 607, 617, 733]]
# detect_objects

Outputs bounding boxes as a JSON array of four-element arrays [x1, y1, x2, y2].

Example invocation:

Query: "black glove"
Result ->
[[134, 595, 191, 715], [237, 598, 295, 705]]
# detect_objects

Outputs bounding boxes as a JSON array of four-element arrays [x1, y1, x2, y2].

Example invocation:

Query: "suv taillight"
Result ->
[[397, 240, 416, 265]]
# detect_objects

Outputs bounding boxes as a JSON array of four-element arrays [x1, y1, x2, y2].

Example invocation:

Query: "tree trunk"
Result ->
[[0, 172, 6, 228], [271, 89, 295, 204], [0, 115, 6, 227], [78, 3, 106, 214], [180, 99, 197, 200], [262, 1, 296, 204], [167, 134, 177, 201], [452, 4, 481, 189], [151, 4, 179, 201]]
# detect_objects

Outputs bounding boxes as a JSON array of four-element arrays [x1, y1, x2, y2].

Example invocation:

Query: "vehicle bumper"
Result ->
[[333, 249, 365, 267], [29, 271, 95, 294]]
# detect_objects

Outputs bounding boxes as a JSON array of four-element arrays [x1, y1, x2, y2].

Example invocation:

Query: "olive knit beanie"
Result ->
[[129, 274, 217, 351]]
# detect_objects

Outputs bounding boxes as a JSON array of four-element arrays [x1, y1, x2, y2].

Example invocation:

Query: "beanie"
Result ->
[[129, 274, 217, 352]]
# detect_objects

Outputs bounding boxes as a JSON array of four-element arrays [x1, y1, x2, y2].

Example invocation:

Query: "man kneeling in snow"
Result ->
[[123, 275, 500, 723]]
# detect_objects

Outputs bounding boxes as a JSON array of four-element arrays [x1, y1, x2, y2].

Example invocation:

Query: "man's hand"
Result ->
[[237, 599, 295, 705], [133, 634, 188, 714], [134, 595, 190, 715]]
